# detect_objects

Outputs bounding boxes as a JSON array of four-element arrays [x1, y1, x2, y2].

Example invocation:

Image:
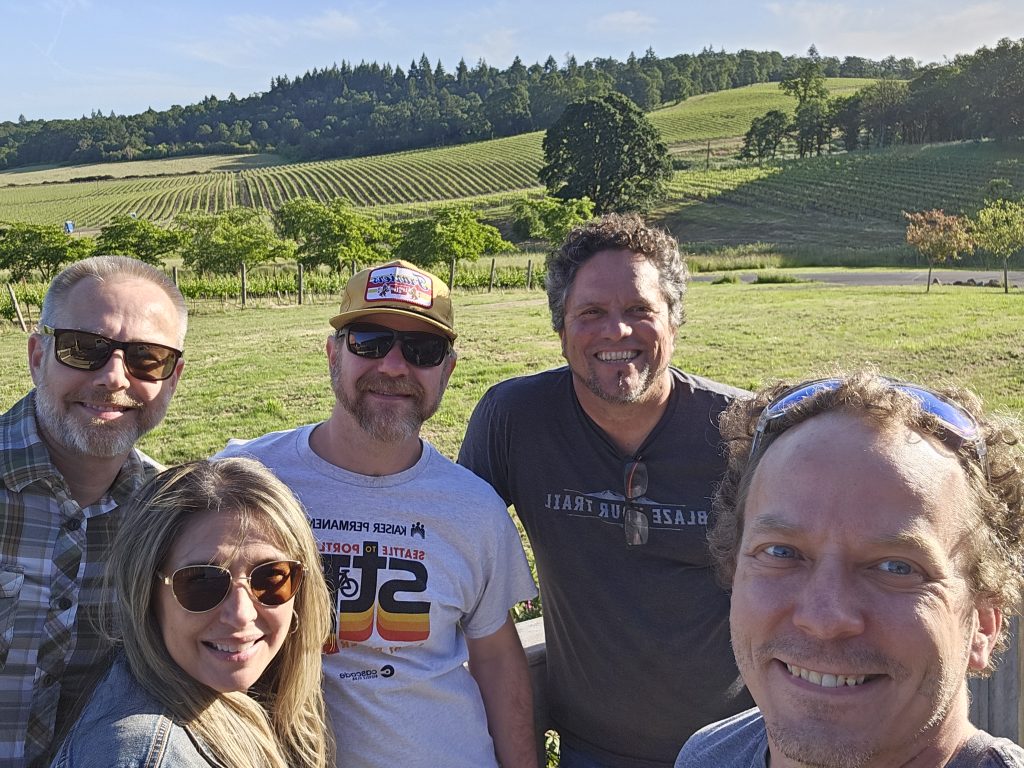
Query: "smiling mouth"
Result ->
[[785, 662, 871, 688], [596, 350, 639, 362], [205, 639, 259, 654]]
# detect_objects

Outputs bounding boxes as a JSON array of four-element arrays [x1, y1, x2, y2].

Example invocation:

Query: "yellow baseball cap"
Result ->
[[329, 260, 456, 340]]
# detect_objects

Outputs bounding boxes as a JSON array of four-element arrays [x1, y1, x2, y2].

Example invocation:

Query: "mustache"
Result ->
[[754, 637, 909, 681], [73, 390, 144, 409], [356, 374, 424, 399]]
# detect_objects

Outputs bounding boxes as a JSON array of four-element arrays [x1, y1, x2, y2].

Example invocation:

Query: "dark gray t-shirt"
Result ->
[[459, 366, 754, 768], [675, 708, 1024, 768]]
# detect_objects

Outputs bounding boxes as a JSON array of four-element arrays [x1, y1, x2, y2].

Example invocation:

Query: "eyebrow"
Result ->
[[745, 513, 948, 557]]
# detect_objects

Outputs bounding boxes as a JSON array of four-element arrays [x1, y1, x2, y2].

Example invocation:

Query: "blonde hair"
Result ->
[[104, 458, 333, 767], [710, 370, 1024, 676]]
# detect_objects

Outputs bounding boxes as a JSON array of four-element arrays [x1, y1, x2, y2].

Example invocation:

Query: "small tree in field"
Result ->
[[392, 205, 514, 269], [96, 214, 179, 266], [904, 210, 974, 293], [511, 196, 594, 247], [0, 222, 94, 282], [739, 110, 789, 165], [972, 199, 1024, 294]]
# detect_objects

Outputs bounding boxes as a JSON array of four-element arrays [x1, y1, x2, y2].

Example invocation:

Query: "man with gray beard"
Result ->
[[459, 214, 753, 768], [218, 260, 538, 768], [0, 255, 187, 768]]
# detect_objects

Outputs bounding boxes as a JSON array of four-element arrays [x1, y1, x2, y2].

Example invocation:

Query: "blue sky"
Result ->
[[2, 0, 1022, 123]]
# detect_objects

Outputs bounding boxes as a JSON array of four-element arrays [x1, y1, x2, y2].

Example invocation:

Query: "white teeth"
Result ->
[[209, 640, 256, 653], [786, 663, 867, 688], [597, 351, 638, 362]]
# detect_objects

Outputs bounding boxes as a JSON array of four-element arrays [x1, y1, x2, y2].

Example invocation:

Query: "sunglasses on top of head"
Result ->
[[749, 377, 989, 482], [156, 560, 305, 613], [339, 322, 451, 368], [39, 325, 182, 382]]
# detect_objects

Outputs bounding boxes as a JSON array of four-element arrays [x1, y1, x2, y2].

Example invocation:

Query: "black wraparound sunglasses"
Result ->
[[339, 322, 451, 368], [40, 325, 182, 382]]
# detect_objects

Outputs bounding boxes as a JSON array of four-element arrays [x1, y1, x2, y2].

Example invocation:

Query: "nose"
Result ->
[[599, 312, 632, 340], [791, 561, 866, 640], [217, 581, 260, 627], [91, 349, 132, 389], [375, 339, 411, 375]]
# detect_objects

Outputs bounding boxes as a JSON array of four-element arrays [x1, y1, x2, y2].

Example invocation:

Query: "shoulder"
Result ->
[[478, 367, 570, 409], [217, 425, 311, 460], [54, 663, 213, 767], [951, 731, 1024, 767], [671, 368, 749, 402], [424, 444, 505, 501], [675, 707, 767, 768]]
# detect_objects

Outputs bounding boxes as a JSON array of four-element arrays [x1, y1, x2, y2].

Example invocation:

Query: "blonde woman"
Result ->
[[51, 458, 333, 768]]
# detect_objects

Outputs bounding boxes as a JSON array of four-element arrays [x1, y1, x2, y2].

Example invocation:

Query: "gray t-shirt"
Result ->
[[459, 366, 753, 768], [220, 426, 536, 768], [675, 708, 1024, 768]]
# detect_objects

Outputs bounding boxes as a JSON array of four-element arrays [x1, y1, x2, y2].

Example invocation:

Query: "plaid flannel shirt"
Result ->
[[0, 392, 160, 768]]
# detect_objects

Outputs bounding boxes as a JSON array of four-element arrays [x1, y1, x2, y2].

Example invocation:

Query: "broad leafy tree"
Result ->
[[0, 222, 94, 282], [972, 199, 1024, 293], [739, 110, 789, 164], [540, 92, 671, 213], [904, 210, 974, 293], [511, 196, 595, 246], [392, 205, 513, 268], [274, 198, 393, 272], [96, 214, 179, 266], [175, 208, 293, 275]]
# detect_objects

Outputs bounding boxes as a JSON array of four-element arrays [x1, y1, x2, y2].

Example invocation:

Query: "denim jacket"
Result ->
[[50, 656, 222, 768]]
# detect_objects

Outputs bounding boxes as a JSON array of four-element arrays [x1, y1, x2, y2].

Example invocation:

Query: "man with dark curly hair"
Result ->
[[460, 213, 753, 767], [676, 370, 1024, 768]]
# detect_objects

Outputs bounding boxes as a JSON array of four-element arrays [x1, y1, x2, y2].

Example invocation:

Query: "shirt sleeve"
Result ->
[[457, 386, 513, 507]]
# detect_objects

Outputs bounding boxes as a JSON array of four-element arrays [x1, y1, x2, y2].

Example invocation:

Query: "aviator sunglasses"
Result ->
[[40, 325, 182, 382], [156, 560, 305, 613], [623, 458, 650, 546], [339, 322, 451, 368], [749, 377, 989, 481]]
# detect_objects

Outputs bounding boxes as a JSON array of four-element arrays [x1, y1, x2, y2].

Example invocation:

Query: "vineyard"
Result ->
[[238, 133, 544, 209], [0, 79, 874, 229], [659, 141, 1024, 252]]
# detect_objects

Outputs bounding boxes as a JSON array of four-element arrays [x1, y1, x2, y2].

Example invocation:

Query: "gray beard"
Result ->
[[34, 382, 156, 458], [330, 357, 441, 443]]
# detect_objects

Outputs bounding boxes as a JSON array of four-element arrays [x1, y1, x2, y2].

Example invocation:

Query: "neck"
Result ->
[[766, 689, 977, 768], [572, 370, 672, 457], [311, 406, 423, 476], [42, 434, 128, 508]]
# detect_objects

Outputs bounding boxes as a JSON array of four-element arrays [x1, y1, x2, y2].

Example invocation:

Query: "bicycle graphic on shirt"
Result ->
[[337, 568, 359, 598]]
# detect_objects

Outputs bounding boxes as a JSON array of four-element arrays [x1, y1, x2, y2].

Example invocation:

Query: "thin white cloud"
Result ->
[[464, 27, 522, 67], [587, 10, 657, 36], [763, 0, 1024, 60], [176, 9, 363, 68]]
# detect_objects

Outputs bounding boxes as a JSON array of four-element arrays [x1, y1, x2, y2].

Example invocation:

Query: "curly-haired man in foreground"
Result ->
[[677, 370, 1024, 768]]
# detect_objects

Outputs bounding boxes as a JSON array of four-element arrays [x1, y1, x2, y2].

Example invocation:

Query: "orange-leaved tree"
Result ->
[[903, 209, 974, 293]]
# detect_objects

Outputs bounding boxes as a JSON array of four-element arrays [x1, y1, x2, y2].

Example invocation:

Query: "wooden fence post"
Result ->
[[351, 259, 356, 277], [526, 260, 533, 291], [449, 258, 456, 291], [241, 264, 247, 307], [297, 264, 304, 306], [7, 284, 26, 332], [171, 266, 179, 286], [488, 258, 496, 293]]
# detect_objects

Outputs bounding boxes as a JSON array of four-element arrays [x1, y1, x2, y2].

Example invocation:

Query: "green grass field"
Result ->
[[2, 281, 1020, 465]]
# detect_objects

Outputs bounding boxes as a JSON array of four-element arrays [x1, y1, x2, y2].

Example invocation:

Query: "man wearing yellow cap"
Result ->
[[219, 260, 538, 768]]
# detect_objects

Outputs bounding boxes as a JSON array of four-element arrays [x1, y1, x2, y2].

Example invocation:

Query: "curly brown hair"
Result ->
[[545, 212, 687, 332], [709, 369, 1024, 676]]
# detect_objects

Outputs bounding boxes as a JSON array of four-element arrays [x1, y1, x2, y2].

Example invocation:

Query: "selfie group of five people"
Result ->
[[2, 213, 1022, 768]]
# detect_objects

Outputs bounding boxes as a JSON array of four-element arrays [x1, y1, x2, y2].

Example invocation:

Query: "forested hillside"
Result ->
[[0, 48, 916, 170]]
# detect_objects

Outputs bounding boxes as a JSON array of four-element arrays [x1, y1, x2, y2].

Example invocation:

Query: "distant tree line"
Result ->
[[0, 48, 919, 170], [742, 38, 1024, 163]]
